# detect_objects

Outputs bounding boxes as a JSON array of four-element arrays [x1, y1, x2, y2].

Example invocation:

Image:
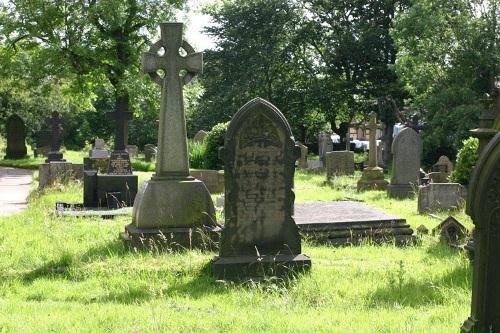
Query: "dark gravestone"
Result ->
[[106, 110, 133, 174], [212, 98, 311, 280], [46, 110, 66, 162], [4, 115, 27, 159], [461, 131, 500, 332]]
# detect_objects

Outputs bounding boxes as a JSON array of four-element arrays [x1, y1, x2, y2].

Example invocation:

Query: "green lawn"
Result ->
[[0, 170, 471, 332]]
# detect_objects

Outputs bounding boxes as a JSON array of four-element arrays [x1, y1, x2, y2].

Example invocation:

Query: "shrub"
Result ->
[[450, 137, 479, 185], [188, 140, 206, 169], [203, 122, 229, 170]]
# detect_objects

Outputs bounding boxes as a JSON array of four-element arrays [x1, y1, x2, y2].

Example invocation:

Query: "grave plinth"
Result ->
[[211, 98, 311, 280], [122, 22, 217, 250], [39, 162, 83, 189]]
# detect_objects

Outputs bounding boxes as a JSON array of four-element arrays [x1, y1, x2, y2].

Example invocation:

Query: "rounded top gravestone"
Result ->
[[220, 97, 301, 256], [391, 127, 422, 185], [4, 114, 27, 159]]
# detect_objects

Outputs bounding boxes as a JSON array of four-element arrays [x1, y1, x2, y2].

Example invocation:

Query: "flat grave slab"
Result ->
[[295, 201, 415, 246]]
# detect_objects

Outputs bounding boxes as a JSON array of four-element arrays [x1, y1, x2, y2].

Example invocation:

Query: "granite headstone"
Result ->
[[4, 115, 27, 159]]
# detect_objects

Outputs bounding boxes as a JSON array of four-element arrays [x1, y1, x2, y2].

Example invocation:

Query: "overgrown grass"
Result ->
[[0, 170, 471, 332]]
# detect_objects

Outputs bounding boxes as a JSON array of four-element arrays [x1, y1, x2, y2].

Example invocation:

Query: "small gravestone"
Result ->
[[325, 151, 355, 178], [122, 22, 217, 250], [357, 112, 388, 191], [432, 216, 468, 245], [212, 98, 311, 280], [318, 132, 333, 163], [126, 145, 139, 158], [193, 130, 208, 143], [388, 128, 422, 198], [417, 224, 429, 235], [144, 144, 157, 162], [4, 115, 27, 159], [296, 141, 308, 169], [417, 183, 466, 213], [461, 131, 500, 332]]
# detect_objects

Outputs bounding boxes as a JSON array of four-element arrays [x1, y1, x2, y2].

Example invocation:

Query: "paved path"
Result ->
[[0, 167, 34, 216]]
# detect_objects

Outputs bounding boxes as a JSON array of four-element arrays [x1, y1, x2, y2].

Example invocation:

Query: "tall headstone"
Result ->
[[122, 22, 217, 249], [461, 131, 500, 332], [357, 112, 388, 191], [46, 110, 65, 163], [296, 141, 308, 169], [4, 115, 27, 159], [388, 128, 422, 198], [318, 132, 333, 163], [212, 98, 311, 280]]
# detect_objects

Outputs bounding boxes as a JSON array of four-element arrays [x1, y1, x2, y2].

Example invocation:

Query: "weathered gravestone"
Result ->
[[433, 155, 454, 174], [461, 131, 500, 333], [388, 128, 422, 198], [90, 138, 109, 158], [417, 183, 466, 213], [325, 151, 355, 178], [4, 115, 27, 159], [122, 22, 217, 249], [193, 130, 208, 143], [296, 141, 308, 169], [84, 138, 109, 173], [144, 144, 157, 162], [212, 98, 311, 280], [357, 112, 388, 191], [432, 216, 468, 246], [318, 132, 333, 163]]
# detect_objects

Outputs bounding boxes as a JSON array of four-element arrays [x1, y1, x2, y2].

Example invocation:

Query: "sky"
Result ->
[[176, 0, 218, 51]]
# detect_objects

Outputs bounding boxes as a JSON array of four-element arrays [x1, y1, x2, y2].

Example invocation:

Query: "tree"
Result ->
[[392, 0, 499, 165], [1, 0, 186, 147]]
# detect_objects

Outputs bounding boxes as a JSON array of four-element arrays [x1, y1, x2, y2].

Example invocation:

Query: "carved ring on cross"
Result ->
[[146, 39, 197, 86]]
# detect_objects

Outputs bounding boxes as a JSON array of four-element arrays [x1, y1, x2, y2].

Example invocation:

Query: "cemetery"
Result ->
[[0, 1, 498, 332]]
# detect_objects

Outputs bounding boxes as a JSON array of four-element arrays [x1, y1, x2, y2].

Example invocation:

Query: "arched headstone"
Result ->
[[461, 131, 500, 332], [212, 98, 311, 279], [4, 115, 27, 159], [388, 128, 422, 198]]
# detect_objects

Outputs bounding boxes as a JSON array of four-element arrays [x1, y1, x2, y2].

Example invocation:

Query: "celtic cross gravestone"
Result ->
[[122, 22, 217, 249]]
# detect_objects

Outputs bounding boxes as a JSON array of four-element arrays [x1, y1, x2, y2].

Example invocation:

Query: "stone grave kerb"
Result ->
[[142, 22, 202, 179], [461, 131, 500, 332]]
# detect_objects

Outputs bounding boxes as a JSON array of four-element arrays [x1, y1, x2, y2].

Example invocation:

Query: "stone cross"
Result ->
[[364, 112, 384, 168], [142, 22, 202, 178], [107, 109, 132, 151]]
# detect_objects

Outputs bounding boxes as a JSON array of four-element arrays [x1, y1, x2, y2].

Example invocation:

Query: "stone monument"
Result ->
[[38, 111, 83, 189], [4, 114, 27, 159], [296, 141, 308, 169], [83, 93, 138, 208], [417, 183, 466, 213], [433, 155, 454, 174], [144, 144, 157, 162], [122, 22, 217, 249], [126, 145, 139, 158], [388, 127, 422, 198], [83, 138, 110, 173], [461, 131, 500, 332], [212, 98, 311, 280], [357, 112, 388, 191], [325, 151, 355, 178], [318, 132, 333, 163], [46, 110, 65, 162]]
